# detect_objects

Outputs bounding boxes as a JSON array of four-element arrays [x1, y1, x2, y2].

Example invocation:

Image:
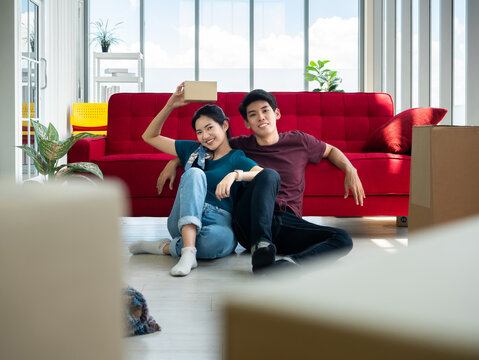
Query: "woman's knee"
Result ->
[[180, 167, 206, 186], [196, 225, 236, 259]]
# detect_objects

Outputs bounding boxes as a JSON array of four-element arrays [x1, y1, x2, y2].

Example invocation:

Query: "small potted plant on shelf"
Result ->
[[18, 120, 103, 183], [90, 19, 123, 53], [304, 59, 345, 92]]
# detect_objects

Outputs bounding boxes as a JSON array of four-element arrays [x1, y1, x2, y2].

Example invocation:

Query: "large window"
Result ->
[[89, 0, 139, 52], [396, 0, 402, 111], [88, 0, 359, 95], [430, 0, 440, 108], [254, 0, 304, 91], [200, 0, 249, 91], [453, 0, 466, 125], [145, 0, 195, 92], [309, 0, 358, 92], [89, 0, 140, 97], [381, 0, 470, 125], [411, 0, 419, 108]]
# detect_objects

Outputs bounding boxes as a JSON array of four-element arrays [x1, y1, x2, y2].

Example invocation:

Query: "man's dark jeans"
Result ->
[[232, 168, 353, 263]]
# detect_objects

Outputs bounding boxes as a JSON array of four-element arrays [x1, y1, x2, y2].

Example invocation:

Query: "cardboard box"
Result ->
[[224, 215, 479, 360], [184, 81, 217, 102], [0, 181, 126, 360], [408, 125, 479, 232]]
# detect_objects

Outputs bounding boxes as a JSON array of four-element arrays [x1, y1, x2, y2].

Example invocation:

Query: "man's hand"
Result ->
[[157, 158, 180, 194], [344, 168, 366, 206], [323, 144, 366, 206], [215, 172, 237, 200]]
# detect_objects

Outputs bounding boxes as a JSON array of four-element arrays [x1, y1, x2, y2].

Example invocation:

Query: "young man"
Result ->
[[158, 90, 365, 273]]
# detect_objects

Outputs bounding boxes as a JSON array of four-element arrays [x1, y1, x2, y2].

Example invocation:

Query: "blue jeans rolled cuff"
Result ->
[[169, 236, 182, 258], [177, 215, 202, 233]]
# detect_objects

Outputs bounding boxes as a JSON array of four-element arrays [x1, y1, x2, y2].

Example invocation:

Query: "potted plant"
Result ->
[[304, 59, 345, 92], [18, 120, 103, 182], [90, 19, 123, 53]]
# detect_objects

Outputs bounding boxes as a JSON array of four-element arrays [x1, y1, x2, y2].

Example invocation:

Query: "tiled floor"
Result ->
[[122, 216, 408, 360]]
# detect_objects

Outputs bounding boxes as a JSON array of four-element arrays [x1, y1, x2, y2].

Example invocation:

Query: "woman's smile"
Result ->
[[205, 137, 215, 146]]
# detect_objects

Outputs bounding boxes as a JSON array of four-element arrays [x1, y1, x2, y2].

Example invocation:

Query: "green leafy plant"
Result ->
[[17, 120, 103, 182], [305, 59, 345, 92], [90, 19, 123, 52]]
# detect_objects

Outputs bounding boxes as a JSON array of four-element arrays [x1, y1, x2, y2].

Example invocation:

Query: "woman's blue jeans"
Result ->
[[167, 168, 237, 259]]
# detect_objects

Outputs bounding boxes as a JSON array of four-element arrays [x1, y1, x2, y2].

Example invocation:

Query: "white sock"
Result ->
[[170, 247, 198, 276], [251, 240, 273, 253], [129, 238, 171, 255]]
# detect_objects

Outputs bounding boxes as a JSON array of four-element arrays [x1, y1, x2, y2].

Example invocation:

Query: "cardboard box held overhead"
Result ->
[[408, 125, 479, 232], [184, 81, 217, 102]]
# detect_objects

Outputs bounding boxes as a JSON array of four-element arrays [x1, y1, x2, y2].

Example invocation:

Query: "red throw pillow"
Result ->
[[363, 107, 447, 153]]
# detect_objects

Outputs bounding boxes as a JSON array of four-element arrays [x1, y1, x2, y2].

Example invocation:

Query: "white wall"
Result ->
[[44, 0, 83, 140], [466, 0, 479, 126], [0, 0, 19, 180]]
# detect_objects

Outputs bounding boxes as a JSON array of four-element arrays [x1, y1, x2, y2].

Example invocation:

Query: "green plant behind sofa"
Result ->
[[304, 59, 345, 92]]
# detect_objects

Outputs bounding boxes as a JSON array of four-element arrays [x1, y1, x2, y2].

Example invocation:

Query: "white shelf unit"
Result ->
[[93, 52, 144, 102]]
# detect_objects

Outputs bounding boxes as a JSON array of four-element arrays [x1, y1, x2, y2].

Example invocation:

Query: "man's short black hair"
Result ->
[[238, 89, 278, 120]]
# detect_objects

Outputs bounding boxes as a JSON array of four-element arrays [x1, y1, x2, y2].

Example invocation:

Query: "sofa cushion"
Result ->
[[296, 92, 394, 153], [305, 153, 411, 196], [363, 107, 447, 154], [94, 153, 178, 198], [106, 92, 395, 155]]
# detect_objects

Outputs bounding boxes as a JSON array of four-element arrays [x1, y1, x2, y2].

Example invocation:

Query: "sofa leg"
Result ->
[[396, 216, 408, 227]]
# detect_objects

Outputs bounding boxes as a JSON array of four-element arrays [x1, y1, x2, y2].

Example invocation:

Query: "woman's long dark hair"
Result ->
[[191, 104, 231, 139]]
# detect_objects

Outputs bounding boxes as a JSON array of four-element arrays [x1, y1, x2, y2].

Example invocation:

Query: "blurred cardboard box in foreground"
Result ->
[[0, 181, 126, 360], [409, 125, 479, 232], [223, 215, 479, 360]]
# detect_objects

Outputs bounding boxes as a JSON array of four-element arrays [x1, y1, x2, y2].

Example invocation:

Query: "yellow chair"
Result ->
[[70, 103, 108, 136], [22, 103, 35, 118], [22, 120, 35, 147]]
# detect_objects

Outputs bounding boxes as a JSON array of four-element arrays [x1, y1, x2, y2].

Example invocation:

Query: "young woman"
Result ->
[[129, 83, 263, 276]]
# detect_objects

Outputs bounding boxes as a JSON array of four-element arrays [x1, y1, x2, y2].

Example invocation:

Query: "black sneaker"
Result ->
[[252, 241, 276, 273]]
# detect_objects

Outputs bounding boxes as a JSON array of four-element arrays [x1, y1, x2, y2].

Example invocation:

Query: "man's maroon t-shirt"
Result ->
[[229, 131, 326, 217]]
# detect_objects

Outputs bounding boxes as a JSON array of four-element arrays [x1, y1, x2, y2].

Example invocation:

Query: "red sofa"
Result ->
[[69, 92, 410, 217]]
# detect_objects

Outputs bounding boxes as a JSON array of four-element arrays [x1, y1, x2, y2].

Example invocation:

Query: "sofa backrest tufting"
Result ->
[[106, 92, 394, 155]]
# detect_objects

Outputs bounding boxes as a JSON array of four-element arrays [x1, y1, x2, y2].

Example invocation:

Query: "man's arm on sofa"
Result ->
[[68, 137, 106, 163], [322, 143, 366, 206], [157, 157, 182, 194]]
